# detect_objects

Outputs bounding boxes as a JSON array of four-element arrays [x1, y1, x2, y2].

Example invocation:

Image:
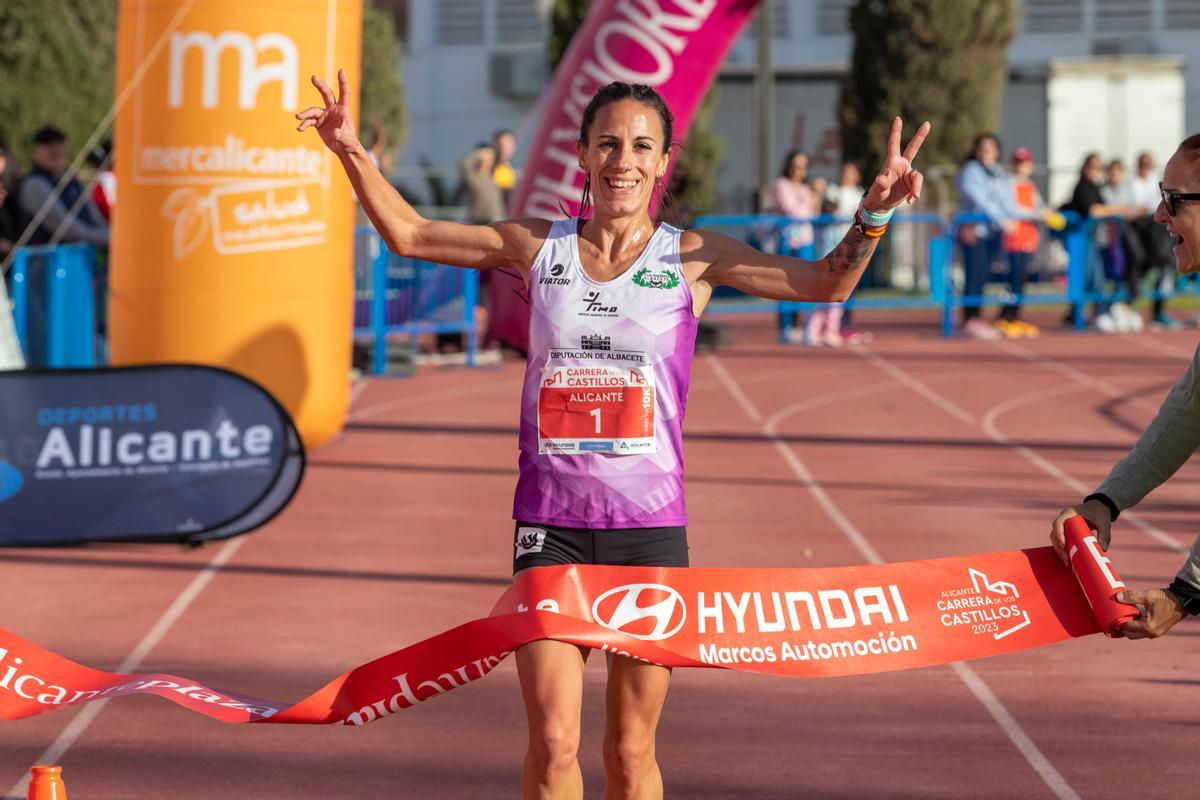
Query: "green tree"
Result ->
[[359, 2, 406, 166], [0, 0, 118, 166], [547, 0, 725, 222], [838, 0, 1017, 177], [663, 83, 725, 224], [547, 0, 591, 71]]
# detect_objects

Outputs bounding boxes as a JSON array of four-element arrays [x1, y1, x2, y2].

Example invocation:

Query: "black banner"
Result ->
[[0, 365, 304, 545]]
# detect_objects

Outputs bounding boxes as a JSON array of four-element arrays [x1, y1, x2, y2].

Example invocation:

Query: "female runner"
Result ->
[[299, 69, 928, 800]]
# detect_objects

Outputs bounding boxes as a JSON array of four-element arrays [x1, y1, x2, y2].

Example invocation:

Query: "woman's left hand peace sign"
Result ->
[[864, 117, 931, 213]]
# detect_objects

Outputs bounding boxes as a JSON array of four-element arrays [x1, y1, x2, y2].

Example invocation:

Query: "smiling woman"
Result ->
[[1158, 133, 1200, 271], [1051, 131, 1200, 641], [297, 69, 929, 800]]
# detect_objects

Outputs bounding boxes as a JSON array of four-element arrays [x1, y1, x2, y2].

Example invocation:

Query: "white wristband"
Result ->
[[858, 197, 895, 227]]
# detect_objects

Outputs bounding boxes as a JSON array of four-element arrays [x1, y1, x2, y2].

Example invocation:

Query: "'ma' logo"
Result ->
[[591, 583, 686, 641], [168, 31, 299, 110], [0, 461, 24, 503]]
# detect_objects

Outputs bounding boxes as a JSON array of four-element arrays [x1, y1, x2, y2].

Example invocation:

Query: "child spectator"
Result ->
[[996, 147, 1044, 338]]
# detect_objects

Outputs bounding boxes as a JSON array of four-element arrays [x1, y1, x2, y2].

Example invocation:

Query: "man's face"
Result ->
[[1155, 151, 1200, 274], [32, 141, 69, 175], [495, 133, 516, 161]]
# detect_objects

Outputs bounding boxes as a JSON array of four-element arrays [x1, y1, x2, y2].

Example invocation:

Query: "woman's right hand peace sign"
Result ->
[[296, 68, 359, 155]]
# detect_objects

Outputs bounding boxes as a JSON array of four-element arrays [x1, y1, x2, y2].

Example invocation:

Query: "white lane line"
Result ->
[[702, 354, 762, 424], [979, 341, 1190, 554], [346, 377, 516, 422], [1124, 334, 1194, 360], [992, 340, 1163, 416], [946, 659, 1078, 800], [704, 354, 1079, 800], [5, 537, 246, 800], [856, 347, 978, 426], [976, 371, 1189, 556], [348, 376, 371, 410]]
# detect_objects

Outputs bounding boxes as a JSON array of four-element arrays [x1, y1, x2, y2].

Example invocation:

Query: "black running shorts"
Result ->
[[513, 521, 689, 573]]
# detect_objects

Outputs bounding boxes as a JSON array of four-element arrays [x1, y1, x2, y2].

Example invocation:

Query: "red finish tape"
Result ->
[[0, 543, 1140, 726], [1063, 516, 1139, 636]]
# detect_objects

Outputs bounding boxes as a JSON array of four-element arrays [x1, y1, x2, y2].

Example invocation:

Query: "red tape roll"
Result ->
[[0, 543, 1140, 726], [1063, 516, 1140, 636]]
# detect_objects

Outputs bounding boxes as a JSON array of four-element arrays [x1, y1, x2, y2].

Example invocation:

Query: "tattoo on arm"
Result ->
[[823, 229, 879, 277]]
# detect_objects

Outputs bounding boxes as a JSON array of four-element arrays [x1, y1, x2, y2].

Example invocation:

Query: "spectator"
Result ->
[[448, 142, 505, 354], [1100, 159, 1144, 331], [1128, 151, 1179, 329], [366, 120, 393, 173], [0, 143, 18, 260], [86, 141, 116, 223], [1130, 151, 1160, 211], [956, 133, 1017, 340], [996, 147, 1047, 338], [1061, 152, 1136, 332], [459, 143, 505, 225], [770, 150, 821, 343], [16, 126, 108, 247], [806, 162, 870, 346], [492, 129, 518, 208]]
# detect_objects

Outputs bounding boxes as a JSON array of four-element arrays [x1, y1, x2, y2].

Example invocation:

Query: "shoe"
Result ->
[[842, 327, 874, 344], [1009, 320, 1040, 338], [1094, 313, 1119, 333], [963, 318, 1001, 340], [1110, 302, 1142, 333], [1153, 313, 1183, 331], [822, 330, 845, 347], [993, 320, 1023, 339]]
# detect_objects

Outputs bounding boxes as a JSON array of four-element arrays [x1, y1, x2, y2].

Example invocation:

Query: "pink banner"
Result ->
[[491, 0, 760, 350]]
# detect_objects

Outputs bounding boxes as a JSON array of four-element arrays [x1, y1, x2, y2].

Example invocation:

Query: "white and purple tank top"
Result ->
[[513, 217, 698, 529]]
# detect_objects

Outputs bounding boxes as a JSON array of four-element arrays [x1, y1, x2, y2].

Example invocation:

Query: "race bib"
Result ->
[[537, 365, 656, 454]]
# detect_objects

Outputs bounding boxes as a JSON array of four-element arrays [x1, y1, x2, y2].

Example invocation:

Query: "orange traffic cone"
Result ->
[[27, 765, 67, 800]]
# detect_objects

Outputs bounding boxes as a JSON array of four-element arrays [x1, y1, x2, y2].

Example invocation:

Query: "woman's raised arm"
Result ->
[[689, 117, 930, 303], [297, 69, 547, 272]]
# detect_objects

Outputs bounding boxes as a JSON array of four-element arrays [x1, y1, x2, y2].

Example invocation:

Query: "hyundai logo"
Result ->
[[591, 583, 686, 641]]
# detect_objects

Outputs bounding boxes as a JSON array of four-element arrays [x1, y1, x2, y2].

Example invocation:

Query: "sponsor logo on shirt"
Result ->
[[632, 267, 680, 290], [581, 290, 618, 317], [515, 526, 547, 557], [581, 334, 611, 351], [539, 263, 570, 286]]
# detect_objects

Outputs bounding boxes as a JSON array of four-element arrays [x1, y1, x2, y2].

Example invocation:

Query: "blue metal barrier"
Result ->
[[353, 227, 479, 374], [694, 212, 948, 340], [10, 243, 96, 367], [694, 210, 1180, 338]]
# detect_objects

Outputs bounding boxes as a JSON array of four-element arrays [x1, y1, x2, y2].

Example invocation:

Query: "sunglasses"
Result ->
[[1159, 182, 1200, 216]]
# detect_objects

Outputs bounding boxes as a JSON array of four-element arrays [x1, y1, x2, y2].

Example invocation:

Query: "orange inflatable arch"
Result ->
[[111, 0, 362, 448]]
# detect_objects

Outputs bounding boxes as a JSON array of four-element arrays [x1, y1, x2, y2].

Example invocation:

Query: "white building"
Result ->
[[399, 0, 1200, 211]]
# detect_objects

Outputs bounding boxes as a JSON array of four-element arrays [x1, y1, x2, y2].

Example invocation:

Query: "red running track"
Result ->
[[1, 310, 1197, 799]]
